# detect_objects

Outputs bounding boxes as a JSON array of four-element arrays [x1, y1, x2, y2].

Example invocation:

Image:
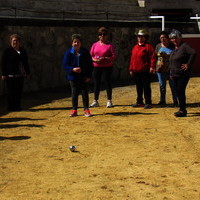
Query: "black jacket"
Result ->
[[1, 46, 30, 76]]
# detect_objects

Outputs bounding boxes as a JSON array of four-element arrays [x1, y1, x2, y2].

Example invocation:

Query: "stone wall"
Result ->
[[0, 24, 139, 95], [0, 20, 198, 95]]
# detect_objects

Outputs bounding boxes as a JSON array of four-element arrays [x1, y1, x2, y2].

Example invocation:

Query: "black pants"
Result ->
[[173, 75, 190, 112], [6, 77, 24, 111], [134, 72, 152, 104], [93, 67, 113, 100], [69, 80, 89, 110]]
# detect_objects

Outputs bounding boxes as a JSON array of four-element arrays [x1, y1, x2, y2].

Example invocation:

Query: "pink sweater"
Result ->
[[90, 41, 116, 67]]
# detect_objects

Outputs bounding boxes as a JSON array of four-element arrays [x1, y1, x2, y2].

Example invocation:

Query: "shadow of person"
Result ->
[[0, 117, 44, 123], [187, 103, 200, 108], [105, 112, 158, 116], [0, 136, 31, 141], [0, 124, 45, 129], [188, 112, 200, 117]]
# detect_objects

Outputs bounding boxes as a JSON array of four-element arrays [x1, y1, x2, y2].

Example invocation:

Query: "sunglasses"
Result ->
[[98, 33, 107, 36]]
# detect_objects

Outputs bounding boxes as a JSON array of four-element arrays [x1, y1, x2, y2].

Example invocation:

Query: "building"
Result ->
[[0, 0, 199, 94]]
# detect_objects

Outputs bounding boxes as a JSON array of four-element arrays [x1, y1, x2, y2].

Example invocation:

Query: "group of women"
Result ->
[[1, 27, 196, 118], [129, 28, 196, 117]]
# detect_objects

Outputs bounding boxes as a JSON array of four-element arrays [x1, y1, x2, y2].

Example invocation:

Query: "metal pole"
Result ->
[[149, 16, 165, 31], [190, 14, 200, 32]]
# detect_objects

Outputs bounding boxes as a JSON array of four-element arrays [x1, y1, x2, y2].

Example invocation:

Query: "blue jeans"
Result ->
[[157, 72, 177, 102]]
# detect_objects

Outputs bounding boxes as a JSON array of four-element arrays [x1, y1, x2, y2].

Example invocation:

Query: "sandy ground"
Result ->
[[0, 77, 200, 200]]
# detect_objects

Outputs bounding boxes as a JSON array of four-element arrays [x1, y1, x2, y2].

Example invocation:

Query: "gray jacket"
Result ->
[[169, 42, 196, 77]]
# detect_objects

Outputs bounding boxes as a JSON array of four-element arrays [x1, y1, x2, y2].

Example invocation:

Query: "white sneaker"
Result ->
[[90, 100, 99, 107], [107, 100, 113, 108]]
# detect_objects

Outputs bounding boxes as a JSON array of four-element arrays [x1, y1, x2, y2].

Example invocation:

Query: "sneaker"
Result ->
[[106, 100, 113, 108], [69, 110, 77, 117], [84, 109, 91, 117], [90, 100, 99, 107], [144, 104, 153, 109], [132, 103, 144, 107], [174, 110, 187, 117]]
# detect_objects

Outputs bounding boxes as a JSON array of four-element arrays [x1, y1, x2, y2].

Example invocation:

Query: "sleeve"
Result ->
[[62, 50, 74, 74], [90, 43, 95, 59], [149, 45, 157, 69], [155, 43, 160, 54], [185, 44, 196, 68], [109, 44, 116, 62]]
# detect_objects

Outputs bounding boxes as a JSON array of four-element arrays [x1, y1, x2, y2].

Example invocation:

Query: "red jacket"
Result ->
[[129, 43, 157, 73]]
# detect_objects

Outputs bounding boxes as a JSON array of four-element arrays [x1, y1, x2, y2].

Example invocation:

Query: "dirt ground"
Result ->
[[0, 77, 200, 200]]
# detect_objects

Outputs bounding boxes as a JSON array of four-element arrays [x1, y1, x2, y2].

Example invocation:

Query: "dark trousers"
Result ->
[[134, 72, 152, 104], [6, 77, 24, 111], [93, 67, 113, 100], [69, 80, 89, 110], [173, 75, 190, 112]]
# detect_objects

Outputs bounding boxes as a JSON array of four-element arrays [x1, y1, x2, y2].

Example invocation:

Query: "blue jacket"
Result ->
[[63, 47, 93, 81]]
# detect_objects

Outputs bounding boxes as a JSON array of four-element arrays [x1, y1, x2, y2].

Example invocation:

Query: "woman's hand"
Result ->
[[1, 76, 7, 80], [129, 71, 134, 77], [93, 57, 107, 64], [84, 77, 91, 83], [73, 67, 81, 73], [181, 64, 188, 71], [150, 68, 155, 74]]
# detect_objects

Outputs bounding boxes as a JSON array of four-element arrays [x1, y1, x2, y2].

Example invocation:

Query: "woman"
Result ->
[[155, 31, 178, 106], [169, 29, 196, 117], [129, 29, 157, 109], [63, 34, 93, 117], [90, 27, 116, 108], [1, 34, 30, 111]]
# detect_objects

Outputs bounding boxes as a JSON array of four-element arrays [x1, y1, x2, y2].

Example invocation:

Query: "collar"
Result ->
[[137, 42, 146, 47], [70, 47, 84, 54]]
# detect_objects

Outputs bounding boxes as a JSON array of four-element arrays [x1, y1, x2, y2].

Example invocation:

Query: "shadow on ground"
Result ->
[[0, 136, 31, 141], [0, 86, 71, 117]]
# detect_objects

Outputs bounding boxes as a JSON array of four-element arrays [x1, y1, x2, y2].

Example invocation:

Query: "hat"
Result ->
[[136, 29, 149, 36]]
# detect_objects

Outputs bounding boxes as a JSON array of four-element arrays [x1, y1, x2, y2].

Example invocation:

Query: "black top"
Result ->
[[1, 46, 30, 76]]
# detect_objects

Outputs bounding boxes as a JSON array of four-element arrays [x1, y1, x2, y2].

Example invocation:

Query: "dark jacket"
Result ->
[[1, 46, 30, 76], [63, 47, 93, 81], [169, 42, 196, 77]]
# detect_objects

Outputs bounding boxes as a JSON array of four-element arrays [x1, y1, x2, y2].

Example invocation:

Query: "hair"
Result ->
[[98, 27, 108, 34], [160, 31, 169, 38], [169, 29, 182, 39], [10, 34, 21, 42], [71, 34, 82, 42]]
